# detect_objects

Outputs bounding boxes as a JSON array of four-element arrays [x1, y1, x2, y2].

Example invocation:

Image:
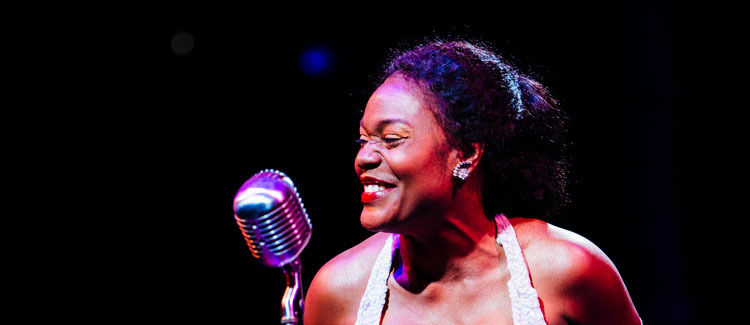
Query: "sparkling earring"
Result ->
[[452, 161, 472, 180]]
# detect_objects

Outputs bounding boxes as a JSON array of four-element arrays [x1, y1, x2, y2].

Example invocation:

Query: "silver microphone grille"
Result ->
[[232, 169, 312, 267]]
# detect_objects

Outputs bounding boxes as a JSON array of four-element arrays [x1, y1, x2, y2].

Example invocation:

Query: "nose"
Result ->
[[355, 142, 382, 172]]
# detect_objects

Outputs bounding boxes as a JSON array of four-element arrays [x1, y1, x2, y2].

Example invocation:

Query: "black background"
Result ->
[[152, 1, 724, 324]]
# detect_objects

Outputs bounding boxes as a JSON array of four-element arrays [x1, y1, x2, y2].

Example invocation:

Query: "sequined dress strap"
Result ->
[[354, 233, 399, 325], [494, 214, 547, 324]]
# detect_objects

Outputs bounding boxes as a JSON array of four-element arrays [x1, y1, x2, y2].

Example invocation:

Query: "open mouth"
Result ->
[[363, 184, 392, 193], [360, 177, 396, 203]]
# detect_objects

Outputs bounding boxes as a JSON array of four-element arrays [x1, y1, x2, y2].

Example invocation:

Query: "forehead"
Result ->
[[361, 74, 433, 129]]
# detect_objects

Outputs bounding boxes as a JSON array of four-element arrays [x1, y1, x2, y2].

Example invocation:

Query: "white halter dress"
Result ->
[[354, 214, 547, 325]]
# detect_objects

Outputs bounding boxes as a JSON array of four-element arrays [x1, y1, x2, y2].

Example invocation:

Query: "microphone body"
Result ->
[[233, 169, 312, 324], [233, 169, 312, 267]]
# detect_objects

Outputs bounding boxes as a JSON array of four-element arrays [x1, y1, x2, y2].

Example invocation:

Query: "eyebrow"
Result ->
[[359, 118, 412, 132]]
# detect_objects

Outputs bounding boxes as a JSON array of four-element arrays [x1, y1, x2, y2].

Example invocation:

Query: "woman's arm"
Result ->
[[304, 232, 389, 325], [304, 260, 356, 325], [559, 243, 641, 324], [516, 219, 641, 324]]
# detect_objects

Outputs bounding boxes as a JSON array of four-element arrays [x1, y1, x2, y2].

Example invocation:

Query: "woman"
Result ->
[[304, 40, 640, 324]]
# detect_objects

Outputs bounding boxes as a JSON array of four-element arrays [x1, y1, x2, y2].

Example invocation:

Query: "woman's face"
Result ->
[[355, 74, 461, 234]]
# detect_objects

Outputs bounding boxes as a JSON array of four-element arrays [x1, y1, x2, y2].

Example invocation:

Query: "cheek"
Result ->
[[392, 146, 453, 195]]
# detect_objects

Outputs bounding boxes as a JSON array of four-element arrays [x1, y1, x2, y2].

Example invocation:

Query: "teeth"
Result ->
[[364, 184, 387, 193]]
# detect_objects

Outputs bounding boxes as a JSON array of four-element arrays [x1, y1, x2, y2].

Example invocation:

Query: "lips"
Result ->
[[360, 176, 396, 203]]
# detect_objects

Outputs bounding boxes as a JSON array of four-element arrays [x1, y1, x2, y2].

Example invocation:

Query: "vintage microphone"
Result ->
[[233, 169, 312, 324]]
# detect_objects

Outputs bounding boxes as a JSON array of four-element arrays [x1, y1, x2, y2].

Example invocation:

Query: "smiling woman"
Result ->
[[304, 39, 641, 325], [356, 76, 461, 234]]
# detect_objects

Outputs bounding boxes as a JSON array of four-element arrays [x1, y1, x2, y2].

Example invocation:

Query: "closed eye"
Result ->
[[382, 137, 403, 144], [355, 136, 408, 148]]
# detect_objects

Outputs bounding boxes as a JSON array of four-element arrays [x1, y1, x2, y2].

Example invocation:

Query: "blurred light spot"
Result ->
[[171, 30, 194, 56], [299, 46, 333, 76]]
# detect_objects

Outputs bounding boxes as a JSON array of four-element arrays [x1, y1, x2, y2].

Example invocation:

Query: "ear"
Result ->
[[462, 143, 484, 173], [469, 143, 484, 172]]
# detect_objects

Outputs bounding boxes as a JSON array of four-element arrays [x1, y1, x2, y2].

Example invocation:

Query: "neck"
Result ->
[[392, 191, 500, 293]]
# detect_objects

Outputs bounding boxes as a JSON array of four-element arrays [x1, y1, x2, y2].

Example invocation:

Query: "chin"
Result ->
[[360, 211, 383, 232], [359, 208, 396, 233]]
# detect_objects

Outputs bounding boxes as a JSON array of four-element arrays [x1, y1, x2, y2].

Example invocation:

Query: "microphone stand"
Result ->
[[280, 257, 304, 325]]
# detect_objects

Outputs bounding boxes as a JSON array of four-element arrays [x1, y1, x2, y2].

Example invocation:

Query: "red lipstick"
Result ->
[[359, 176, 396, 203], [361, 188, 393, 203]]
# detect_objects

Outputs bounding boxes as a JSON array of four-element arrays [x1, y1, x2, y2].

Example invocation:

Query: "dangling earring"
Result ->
[[452, 160, 472, 180]]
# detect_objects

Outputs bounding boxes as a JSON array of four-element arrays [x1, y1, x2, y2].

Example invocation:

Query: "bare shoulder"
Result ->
[[509, 218, 640, 324], [304, 232, 392, 325], [509, 218, 616, 278]]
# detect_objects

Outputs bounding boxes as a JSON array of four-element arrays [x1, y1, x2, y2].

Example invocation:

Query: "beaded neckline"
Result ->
[[354, 214, 547, 325]]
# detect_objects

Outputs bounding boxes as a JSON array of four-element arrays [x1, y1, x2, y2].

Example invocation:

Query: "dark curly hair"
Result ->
[[380, 39, 570, 220]]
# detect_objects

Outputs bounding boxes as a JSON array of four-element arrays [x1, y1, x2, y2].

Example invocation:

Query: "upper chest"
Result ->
[[380, 267, 514, 325], [375, 250, 568, 325]]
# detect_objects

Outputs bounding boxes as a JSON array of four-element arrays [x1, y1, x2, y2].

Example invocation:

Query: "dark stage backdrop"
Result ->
[[154, 2, 707, 324]]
